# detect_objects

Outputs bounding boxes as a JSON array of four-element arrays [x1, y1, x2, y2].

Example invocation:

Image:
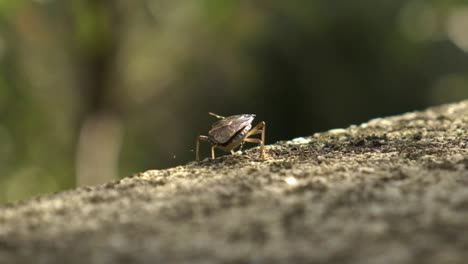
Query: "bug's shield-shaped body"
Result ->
[[196, 113, 265, 161], [208, 114, 255, 148]]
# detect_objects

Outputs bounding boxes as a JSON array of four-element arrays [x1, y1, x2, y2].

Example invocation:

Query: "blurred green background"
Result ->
[[0, 0, 467, 203]]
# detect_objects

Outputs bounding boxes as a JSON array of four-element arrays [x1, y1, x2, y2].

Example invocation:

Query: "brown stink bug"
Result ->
[[196, 112, 265, 161]]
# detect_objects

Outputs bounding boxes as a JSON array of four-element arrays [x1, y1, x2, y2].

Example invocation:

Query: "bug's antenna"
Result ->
[[208, 112, 225, 119]]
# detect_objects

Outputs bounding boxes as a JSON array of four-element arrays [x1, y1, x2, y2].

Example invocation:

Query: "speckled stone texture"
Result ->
[[0, 100, 467, 264]]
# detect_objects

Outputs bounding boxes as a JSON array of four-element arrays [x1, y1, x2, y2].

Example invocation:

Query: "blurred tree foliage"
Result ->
[[0, 0, 467, 202]]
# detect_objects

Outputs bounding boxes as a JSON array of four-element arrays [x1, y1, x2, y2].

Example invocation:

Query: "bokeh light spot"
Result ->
[[447, 6, 468, 54]]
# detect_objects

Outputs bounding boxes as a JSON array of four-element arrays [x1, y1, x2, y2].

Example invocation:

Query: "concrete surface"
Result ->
[[0, 100, 467, 264]]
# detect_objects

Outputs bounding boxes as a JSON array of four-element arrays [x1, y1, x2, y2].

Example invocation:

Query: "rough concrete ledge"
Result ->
[[0, 100, 467, 264]]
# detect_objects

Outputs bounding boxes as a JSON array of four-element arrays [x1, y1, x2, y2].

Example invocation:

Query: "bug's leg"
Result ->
[[261, 122, 265, 155], [243, 138, 264, 158], [245, 121, 265, 138], [244, 121, 266, 158], [211, 146, 216, 159], [208, 112, 225, 119], [239, 142, 245, 151], [244, 138, 262, 144], [196, 135, 210, 161]]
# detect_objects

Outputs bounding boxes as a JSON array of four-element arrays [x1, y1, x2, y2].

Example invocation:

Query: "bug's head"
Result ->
[[245, 114, 255, 119], [238, 114, 256, 123]]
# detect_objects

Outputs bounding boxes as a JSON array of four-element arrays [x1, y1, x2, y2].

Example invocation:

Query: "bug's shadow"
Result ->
[[194, 147, 265, 166]]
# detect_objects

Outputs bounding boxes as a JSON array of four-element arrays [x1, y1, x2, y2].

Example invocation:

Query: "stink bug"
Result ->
[[196, 112, 265, 161]]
